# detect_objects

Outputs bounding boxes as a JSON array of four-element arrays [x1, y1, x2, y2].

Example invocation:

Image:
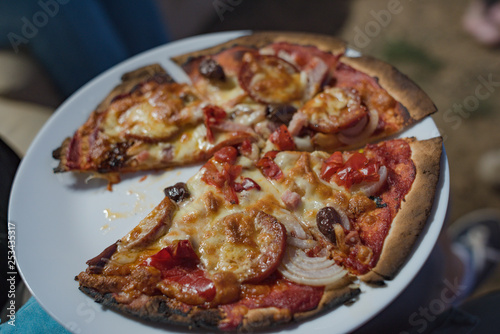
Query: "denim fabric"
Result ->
[[0, 297, 69, 333]]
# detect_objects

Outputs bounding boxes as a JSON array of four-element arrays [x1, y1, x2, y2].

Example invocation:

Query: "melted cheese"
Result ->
[[202, 76, 248, 108], [101, 84, 203, 141]]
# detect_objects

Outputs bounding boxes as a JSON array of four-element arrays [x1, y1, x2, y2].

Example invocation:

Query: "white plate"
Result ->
[[9, 31, 449, 334]]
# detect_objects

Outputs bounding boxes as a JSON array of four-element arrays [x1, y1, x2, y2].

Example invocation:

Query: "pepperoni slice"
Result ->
[[200, 211, 287, 284], [299, 87, 368, 133], [239, 53, 304, 105]]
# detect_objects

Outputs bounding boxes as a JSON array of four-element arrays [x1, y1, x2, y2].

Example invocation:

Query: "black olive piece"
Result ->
[[199, 58, 225, 81], [316, 206, 342, 243], [164, 182, 190, 203], [266, 104, 297, 124]]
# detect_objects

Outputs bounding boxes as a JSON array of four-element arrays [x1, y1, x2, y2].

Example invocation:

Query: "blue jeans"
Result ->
[[0, 0, 170, 96]]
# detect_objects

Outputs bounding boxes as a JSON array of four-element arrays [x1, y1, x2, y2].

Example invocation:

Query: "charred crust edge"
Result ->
[[78, 286, 223, 331]]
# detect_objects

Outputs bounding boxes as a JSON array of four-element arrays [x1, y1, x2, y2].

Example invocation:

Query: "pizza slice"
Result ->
[[53, 32, 436, 188], [257, 136, 442, 282], [287, 55, 437, 151], [173, 32, 437, 152], [76, 136, 442, 331], [53, 65, 259, 187]]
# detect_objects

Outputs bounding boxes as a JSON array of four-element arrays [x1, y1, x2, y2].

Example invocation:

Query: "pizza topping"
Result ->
[[281, 190, 302, 210], [265, 104, 297, 124], [86, 241, 118, 274], [97, 142, 131, 173], [199, 57, 226, 81], [203, 105, 227, 143], [199, 211, 287, 284], [275, 210, 309, 240], [287, 111, 309, 136], [234, 178, 261, 193], [320, 151, 344, 182], [334, 62, 397, 113], [347, 194, 377, 219], [256, 151, 283, 180], [119, 197, 175, 251], [337, 108, 380, 146], [213, 146, 238, 164], [163, 182, 190, 203], [351, 165, 388, 197], [269, 124, 297, 151], [236, 139, 260, 161], [339, 114, 368, 137], [344, 230, 361, 246], [334, 153, 381, 189], [144, 240, 199, 270], [278, 247, 346, 286], [316, 206, 343, 242], [145, 240, 216, 304], [239, 53, 305, 105], [321, 151, 384, 192], [303, 56, 329, 99], [202, 160, 242, 205], [298, 87, 368, 134], [370, 196, 388, 208]]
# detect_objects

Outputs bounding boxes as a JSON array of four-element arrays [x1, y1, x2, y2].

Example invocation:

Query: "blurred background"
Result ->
[[1, 0, 499, 331]]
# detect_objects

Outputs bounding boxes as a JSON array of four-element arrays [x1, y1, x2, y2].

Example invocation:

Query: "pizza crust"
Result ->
[[338, 56, 437, 124], [80, 277, 360, 332], [237, 276, 359, 332], [79, 286, 224, 331], [171, 31, 346, 66], [361, 136, 443, 283]]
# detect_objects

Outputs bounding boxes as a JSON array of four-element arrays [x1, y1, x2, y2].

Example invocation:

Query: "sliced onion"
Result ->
[[338, 108, 379, 145], [339, 114, 368, 137], [277, 209, 308, 239], [278, 247, 346, 286], [292, 248, 335, 269], [287, 236, 317, 249], [351, 165, 388, 197]]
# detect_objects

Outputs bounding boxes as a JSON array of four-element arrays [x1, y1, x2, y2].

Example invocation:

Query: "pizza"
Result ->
[[53, 32, 436, 187], [76, 137, 442, 331], [57, 32, 444, 331]]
